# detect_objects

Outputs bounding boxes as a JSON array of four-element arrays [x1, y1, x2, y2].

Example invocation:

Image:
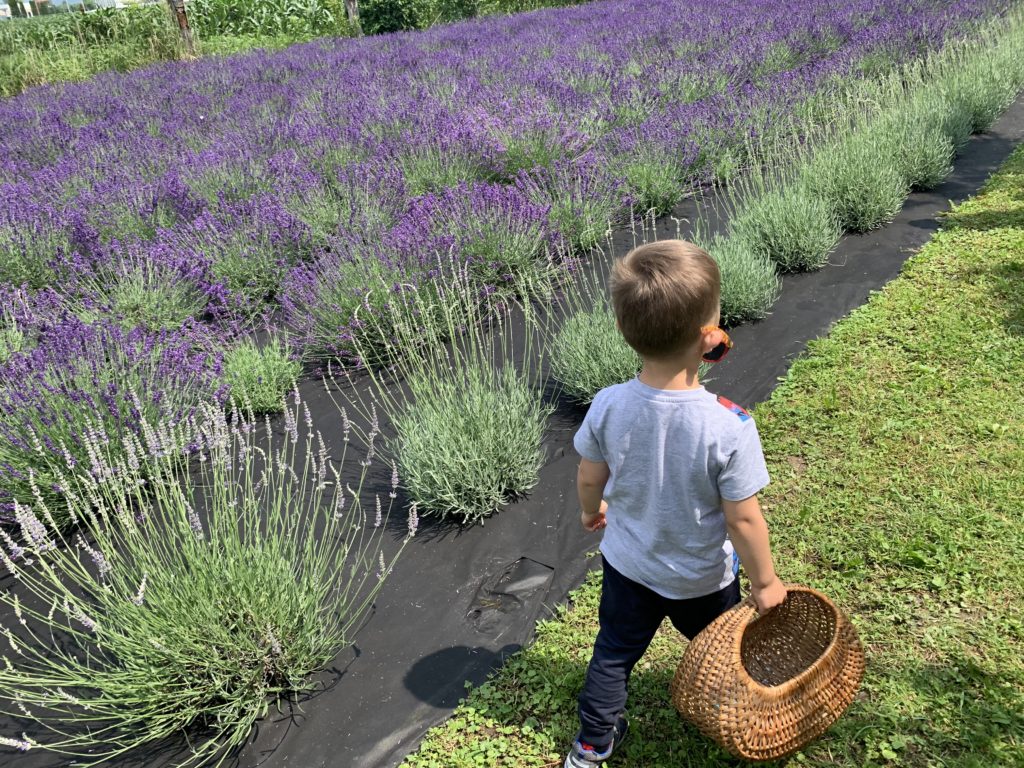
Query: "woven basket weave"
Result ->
[[670, 585, 864, 761]]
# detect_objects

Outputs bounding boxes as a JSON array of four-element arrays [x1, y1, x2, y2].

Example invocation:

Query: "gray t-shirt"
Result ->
[[573, 378, 770, 600]]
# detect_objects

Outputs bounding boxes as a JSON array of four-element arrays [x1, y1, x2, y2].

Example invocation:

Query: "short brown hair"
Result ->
[[610, 240, 720, 358]]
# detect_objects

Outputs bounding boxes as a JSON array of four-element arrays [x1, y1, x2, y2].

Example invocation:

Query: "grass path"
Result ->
[[402, 145, 1024, 767]]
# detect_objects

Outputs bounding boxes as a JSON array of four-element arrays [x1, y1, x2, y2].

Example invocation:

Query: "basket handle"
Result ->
[[736, 584, 797, 620]]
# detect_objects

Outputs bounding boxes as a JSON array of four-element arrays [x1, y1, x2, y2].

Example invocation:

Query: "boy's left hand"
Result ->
[[581, 500, 608, 531]]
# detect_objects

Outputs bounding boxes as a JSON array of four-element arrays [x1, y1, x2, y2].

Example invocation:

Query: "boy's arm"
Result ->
[[577, 458, 610, 531], [722, 495, 787, 613]]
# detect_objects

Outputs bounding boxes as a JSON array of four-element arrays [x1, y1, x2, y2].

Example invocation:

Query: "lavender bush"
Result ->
[[342, 264, 551, 523], [65, 238, 219, 331], [693, 229, 781, 325], [728, 175, 843, 272], [223, 333, 302, 414], [0, 0, 1007, 367], [0, 392, 413, 765], [546, 255, 641, 404], [0, 316, 225, 527]]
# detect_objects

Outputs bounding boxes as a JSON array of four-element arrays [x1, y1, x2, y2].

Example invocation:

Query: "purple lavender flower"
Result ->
[[76, 535, 113, 582], [186, 505, 205, 541], [0, 735, 33, 752], [131, 573, 148, 606]]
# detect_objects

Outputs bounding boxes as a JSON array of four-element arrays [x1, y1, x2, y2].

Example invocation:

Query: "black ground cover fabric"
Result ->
[[4, 96, 1022, 768]]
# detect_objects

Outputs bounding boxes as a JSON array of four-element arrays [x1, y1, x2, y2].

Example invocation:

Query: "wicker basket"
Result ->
[[670, 585, 865, 761]]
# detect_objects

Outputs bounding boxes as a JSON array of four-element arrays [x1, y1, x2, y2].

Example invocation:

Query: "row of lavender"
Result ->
[[0, 0, 1009, 524]]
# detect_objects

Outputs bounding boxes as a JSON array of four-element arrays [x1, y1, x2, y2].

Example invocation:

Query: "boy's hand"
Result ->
[[751, 576, 787, 614], [581, 500, 608, 532]]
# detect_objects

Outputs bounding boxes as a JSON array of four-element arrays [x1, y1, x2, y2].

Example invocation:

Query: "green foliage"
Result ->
[[802, 131, 909, 234], [360, 0, 583, 33], [551, 303, 640, 405], [729, 178, 842, 272], [224, 336, 302, 414], [693, 230, 780, 325], [0, 6, 176, 55], [396, 359, 550, 522], [209, 227, 308, 312], [875, 102, 956, 192], [527, 167, 622, 256], [197, 30, 309, 56], [189, 0, 353, 39], [0, 394, 410, 765], [294, 257, 445, 365], [360, 0, 430, 34], [780, 8, 1024, 238], [0, 7, 182, 98], [939, 37, 1024, 135]]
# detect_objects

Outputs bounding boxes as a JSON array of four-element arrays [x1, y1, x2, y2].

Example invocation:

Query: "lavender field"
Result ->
[[1, 0, 1022, 762], [0, 0, 1006, 343], [0, 0, 1009, 508]]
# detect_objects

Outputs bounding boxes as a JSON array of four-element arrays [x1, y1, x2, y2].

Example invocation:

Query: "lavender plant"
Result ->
[[398, 180, 554, 291], [0, 201, 72, 291], [223, 334, 302, 414], [728, 175, 843, 273], [801, 130, 910, 234], [283, 246, 443, 364], [0, 319, 224, 526], [692, 229, 781, 326], [65, 240, 217, 332], [0, 391, 413, 765], [547, 254, 641, 404], [393, 359, 550, 523], [522, 157, 627, 255], [342, 263, 551, 524]]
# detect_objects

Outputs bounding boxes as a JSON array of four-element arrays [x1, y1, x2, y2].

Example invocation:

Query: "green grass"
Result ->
[[401, 146, 1024, 767], [0, 7, 183, 99]]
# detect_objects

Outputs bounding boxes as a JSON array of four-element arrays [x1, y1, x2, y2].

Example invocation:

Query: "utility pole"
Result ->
[[166, 0, 196, 56]]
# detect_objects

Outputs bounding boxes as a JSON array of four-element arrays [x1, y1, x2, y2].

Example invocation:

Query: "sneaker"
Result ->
[[563, 714, 629, 767]]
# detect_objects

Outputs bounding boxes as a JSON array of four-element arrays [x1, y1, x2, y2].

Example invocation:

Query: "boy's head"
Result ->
[[610, 240, 720, 359]]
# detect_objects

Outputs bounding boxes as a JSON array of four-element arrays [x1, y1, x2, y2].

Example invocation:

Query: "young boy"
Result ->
[[564, 240, 787, 768]]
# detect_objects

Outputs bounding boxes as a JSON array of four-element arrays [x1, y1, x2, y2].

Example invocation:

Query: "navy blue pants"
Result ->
[[577, 557, 741, 748]]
